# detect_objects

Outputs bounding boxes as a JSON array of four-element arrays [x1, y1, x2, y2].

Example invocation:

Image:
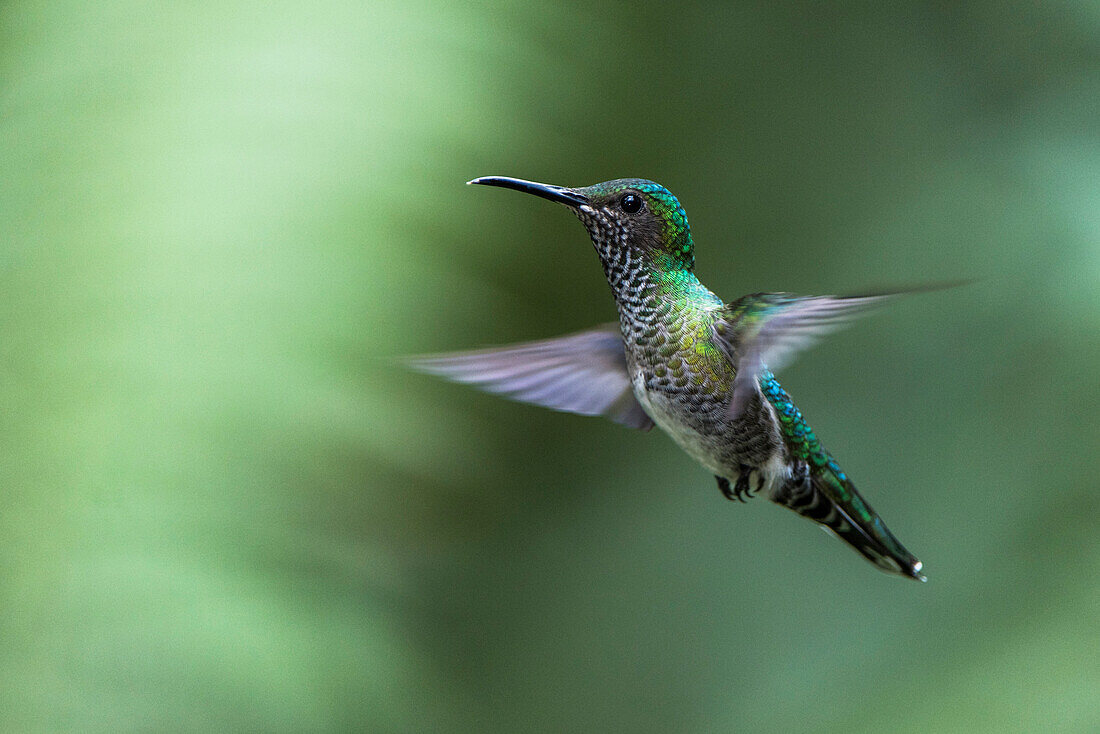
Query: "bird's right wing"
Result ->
[[711, 289, 915, 420], [407, 323, 654, 430], [712, 282, 965, 418]]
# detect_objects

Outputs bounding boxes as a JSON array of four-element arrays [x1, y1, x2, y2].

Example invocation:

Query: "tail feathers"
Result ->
[[774, 467, 925, 581]]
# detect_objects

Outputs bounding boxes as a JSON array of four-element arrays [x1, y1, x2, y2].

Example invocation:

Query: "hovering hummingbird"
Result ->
[[412, 176, 934, 581]]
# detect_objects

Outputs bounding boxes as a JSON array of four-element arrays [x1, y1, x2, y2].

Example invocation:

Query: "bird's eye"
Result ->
[[619, 193, 642, 214]]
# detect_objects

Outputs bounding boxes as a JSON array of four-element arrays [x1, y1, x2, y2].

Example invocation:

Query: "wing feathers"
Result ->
[[408, 324, 654, 430], [714, 292, 897, 418]]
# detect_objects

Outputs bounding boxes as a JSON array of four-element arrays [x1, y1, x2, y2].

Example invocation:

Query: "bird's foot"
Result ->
[[716, 476, 736, 501], [734, 468, 755, 501], [717, 467, 755, 503]]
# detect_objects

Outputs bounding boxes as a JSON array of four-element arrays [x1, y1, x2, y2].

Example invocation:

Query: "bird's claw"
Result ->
[[717, 468, 755, 503], [733, 471, 754, 502]]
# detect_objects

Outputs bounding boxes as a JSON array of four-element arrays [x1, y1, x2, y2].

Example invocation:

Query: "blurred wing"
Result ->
[[408, 323, 654, 430], [714, 292, 895, 417]]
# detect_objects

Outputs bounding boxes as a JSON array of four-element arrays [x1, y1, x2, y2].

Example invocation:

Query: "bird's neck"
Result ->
[[601, 249, 721, 339]]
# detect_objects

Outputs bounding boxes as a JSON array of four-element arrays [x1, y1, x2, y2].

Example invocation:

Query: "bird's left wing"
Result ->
[[712, 292, 895, 417], [408, 323, 654, 430]]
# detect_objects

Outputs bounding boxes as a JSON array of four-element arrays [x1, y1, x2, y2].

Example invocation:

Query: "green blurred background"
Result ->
[[2, 2, 1098, 732]]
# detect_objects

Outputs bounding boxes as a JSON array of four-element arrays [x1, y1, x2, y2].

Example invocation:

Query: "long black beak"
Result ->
[[467, 176, 589, 208]]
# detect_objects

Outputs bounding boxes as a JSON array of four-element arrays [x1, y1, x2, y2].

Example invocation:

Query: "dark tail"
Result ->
[[773, 464, 925, 581]]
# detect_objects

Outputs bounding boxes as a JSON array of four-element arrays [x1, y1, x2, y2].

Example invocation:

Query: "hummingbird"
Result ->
[[411, 176, 931, 581]]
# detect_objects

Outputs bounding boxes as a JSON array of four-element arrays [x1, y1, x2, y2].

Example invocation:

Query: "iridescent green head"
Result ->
[[468, 176, 695, 272]]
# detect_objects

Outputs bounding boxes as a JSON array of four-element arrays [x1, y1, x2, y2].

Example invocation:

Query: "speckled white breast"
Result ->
[[630, 366, 791, 495]]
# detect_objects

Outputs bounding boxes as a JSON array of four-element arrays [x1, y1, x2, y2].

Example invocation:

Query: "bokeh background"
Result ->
[[2, 2, 1098, 732]]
